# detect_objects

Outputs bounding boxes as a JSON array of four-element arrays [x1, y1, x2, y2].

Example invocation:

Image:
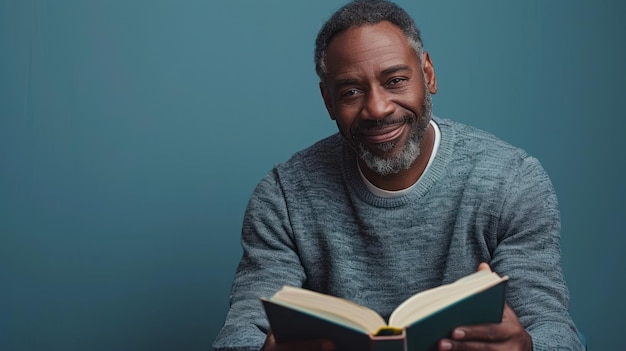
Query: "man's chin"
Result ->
[[362, 141, 403, 158], [356, 137, 422, 176]]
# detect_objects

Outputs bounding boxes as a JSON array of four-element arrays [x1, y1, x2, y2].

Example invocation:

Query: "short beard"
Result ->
[[348, 85, 433, 176]]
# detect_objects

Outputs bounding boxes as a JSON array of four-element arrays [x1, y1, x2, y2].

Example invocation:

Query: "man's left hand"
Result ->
[[437, 263, 532, 351], [438, 304, 532, 351]]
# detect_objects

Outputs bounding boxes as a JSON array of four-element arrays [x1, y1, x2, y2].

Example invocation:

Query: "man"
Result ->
[[213, 1, 583, 350]]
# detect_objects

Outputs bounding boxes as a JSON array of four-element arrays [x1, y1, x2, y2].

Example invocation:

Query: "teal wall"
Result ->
[[1, 1, 623, 349]]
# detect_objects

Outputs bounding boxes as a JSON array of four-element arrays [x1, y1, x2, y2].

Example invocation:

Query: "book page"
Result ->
[[271, 286, 387, 334], [388, 271, 508, 327]]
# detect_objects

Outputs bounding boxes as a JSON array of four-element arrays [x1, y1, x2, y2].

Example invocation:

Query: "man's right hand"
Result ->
[[261, 330, 336, 351]]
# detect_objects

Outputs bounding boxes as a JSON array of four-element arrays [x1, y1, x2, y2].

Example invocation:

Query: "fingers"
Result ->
[[438, 305, 532, 351], [477, 262, 492, 272], [451, 305, 516, 341], [451, 322, 508, 343], [439, 339, 507, 351]]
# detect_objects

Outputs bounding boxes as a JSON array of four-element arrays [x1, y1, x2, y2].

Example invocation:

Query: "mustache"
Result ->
[[351, 114, 416, 136]]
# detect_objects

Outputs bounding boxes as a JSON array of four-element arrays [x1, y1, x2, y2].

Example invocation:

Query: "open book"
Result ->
[[262, 270, 509, 351]]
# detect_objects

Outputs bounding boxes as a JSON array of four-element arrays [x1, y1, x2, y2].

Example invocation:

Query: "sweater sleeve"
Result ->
[[212, 169, 307, 351], [490, 155, 583, 351]]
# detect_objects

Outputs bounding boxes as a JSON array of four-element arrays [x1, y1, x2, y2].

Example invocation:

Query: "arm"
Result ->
[[492, 156, 582, 350], [213, 170, 308, 351], [440, 156, 583, 351], [438, 264, 532, 351]]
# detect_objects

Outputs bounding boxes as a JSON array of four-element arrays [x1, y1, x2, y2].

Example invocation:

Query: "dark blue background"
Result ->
[[1, 1, 623, 349]]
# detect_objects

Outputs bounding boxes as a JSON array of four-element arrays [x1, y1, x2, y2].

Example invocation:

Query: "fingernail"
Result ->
[[440, 340, 452, 350], [452, 329, 465, 339]]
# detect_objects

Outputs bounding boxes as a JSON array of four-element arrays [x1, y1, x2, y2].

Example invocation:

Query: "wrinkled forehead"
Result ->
[[323, 22, 416, 76]]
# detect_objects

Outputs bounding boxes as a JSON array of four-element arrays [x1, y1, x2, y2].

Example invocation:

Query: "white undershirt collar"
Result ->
[[358, 120, 441, 198]]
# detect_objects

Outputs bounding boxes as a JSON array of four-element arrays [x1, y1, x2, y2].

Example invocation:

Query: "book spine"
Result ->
[[369, 330, 406, 351]]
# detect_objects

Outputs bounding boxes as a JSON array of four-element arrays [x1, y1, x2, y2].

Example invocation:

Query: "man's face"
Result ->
[[320, 21, 437, 175]]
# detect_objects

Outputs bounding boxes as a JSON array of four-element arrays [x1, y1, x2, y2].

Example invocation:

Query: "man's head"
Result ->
[[315, 0, 424, 80], [315, 0, 437, 177]]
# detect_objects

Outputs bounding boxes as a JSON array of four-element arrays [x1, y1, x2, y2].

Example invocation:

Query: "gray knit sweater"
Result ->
[[213, 117, 582, 351]]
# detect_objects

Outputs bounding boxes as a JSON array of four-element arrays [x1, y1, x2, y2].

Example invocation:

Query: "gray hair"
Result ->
[[314, 0, 424, 80]]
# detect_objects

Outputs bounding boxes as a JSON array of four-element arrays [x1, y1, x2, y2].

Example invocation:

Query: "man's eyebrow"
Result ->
[[331, 65, 412, 88], [381, 64, 412, 76], [333, 78, 360, 88]]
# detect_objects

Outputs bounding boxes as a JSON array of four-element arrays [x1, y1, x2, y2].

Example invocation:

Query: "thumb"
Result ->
[[477, 262, 492, 272]]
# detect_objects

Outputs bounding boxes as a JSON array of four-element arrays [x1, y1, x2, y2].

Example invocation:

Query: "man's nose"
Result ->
[[362, 86, 395, 120]]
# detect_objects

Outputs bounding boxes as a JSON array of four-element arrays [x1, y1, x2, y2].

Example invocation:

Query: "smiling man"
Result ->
[[320, 20, 435, 191], [213, 1, 583, 351]]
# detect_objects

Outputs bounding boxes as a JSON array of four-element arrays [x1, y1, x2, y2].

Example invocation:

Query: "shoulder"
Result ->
[[436, 117, 525, 154], [288, 133, 345, 164], [434, 116, 540, 171], [273, 133, 346, 178], [252, 133, 347, 194], [432, 117, 554, 200]]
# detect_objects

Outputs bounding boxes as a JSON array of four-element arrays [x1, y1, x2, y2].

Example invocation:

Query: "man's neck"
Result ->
[[358, 123, 435, 191]]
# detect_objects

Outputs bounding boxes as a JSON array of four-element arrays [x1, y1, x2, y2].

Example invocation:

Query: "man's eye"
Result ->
[[342, 89, 359, 97], [387, 77, 407, 86]]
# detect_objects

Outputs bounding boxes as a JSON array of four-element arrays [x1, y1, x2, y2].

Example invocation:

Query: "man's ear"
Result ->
[[422, 51, 438, 95], [319, 81, 336, 120]]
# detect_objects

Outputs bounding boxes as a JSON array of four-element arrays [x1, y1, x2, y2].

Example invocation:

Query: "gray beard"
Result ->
[[350, 89, 433, 176]]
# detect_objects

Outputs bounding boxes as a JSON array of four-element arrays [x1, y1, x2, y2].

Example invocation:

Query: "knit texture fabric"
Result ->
[[213, 117, 583, 351]]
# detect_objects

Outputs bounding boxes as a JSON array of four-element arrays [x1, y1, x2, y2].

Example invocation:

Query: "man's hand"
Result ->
[[437, 263, 532, 351], [261, 330, 335, 351]]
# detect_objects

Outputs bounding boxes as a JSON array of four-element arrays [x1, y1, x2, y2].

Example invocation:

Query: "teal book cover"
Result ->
[[404, 280, 507, 351], [262, 279, 507, 351]]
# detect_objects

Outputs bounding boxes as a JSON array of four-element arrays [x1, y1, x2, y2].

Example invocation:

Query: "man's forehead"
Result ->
[[327, 21, 408, 49], [323, 22, 416, 79]]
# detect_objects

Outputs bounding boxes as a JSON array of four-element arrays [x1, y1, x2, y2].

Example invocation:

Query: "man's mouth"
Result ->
[[359, 122, 406, 144]]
